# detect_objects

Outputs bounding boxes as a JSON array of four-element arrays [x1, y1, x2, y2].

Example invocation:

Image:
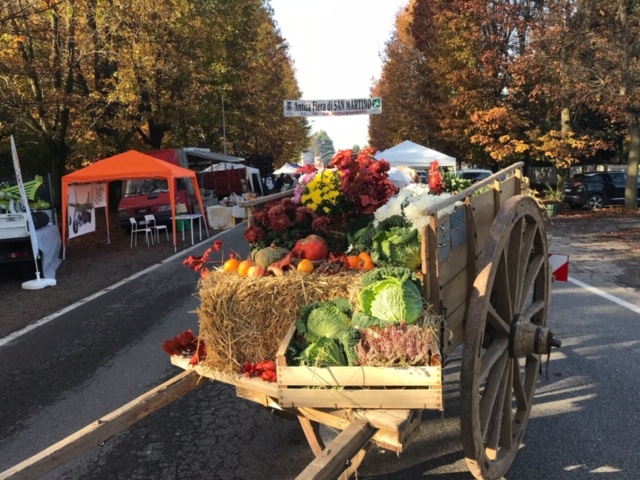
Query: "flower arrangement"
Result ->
[[244, 197, 319, 251], [244, 148, 399, 254], [299, 168, 350, 218]]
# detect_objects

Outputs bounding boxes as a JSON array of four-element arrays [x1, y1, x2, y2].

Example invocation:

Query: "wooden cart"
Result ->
[[173, 161, 561, 479], [1, 162, 560, 480]]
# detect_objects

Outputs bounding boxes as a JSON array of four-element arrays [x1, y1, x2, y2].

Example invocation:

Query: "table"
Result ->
[[174, 213, 209, 245]]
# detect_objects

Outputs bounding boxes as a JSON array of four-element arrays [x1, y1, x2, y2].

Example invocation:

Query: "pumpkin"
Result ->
[[254, 245, 290, 268], [291, 234, 329, 261]]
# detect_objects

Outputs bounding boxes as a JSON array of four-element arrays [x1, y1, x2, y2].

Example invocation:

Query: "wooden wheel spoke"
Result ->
[[479, 350, 509, 439], [484, 355, 510, 457], [519, 300, 545, 324], [507, 219, 525, 313], [479, 337, 508, 385], [512, 360, 529, 412], [514, 222, 538, 311], [495, 249, 513, 321], [487, 304, 510, 336], [500, 361, 514, 451], [519, 253, 544, 312]]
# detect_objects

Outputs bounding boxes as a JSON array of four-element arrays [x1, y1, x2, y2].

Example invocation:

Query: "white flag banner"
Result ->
[[9, 136, 39, 262], [283, 97, 382, 117], [92, 183, 107, 208], [68, 184, 96, 239]]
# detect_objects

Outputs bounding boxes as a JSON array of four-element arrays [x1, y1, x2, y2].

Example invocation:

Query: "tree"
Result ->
[[537, 0, 640, 208], [308, 130, 335, 163]]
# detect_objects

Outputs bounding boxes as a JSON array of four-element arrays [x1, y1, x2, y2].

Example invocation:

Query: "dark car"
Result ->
[[561, 172, 640, 210], [459, 169, 493, 183]]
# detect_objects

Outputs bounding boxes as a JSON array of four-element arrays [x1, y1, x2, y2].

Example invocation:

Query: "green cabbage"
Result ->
[[297, 338, 346, 367], [359, 272, 423, 325], [295, 298, 352, 342], [371, 227, 422, 270]]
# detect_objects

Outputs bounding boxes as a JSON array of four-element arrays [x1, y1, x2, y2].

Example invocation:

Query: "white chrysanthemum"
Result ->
[[375, 186, 462, 230]]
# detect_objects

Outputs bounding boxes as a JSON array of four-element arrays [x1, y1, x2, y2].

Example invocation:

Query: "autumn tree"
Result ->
[[534, 0, 640, 208]]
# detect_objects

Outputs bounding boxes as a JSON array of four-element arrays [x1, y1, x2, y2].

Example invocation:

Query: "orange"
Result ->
[[237, 259, 254, 276], [346, 255, 360, 269], [223, 258, 240, 273], [297, 258, 314, 274]]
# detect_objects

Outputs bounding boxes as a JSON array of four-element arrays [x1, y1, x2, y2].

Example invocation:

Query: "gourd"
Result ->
[[254, 245, 289, 268]]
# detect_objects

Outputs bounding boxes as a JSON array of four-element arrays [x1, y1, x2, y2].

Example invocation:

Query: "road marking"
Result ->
[[0, 233, 226, 348], [569, 276, 640, 315]]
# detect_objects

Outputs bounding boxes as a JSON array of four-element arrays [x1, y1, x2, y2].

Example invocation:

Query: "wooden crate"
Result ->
[[276, 325, 443, 410]]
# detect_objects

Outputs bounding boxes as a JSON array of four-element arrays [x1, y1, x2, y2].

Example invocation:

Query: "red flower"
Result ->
[[244, 225, 267, 244], [243, 360, 277, 382]]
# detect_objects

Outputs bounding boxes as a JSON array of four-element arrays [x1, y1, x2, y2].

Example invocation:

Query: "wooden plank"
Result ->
[[500, 175, 518, 204], [438, 242, 468, 287], [443, 302, 466, 356], [440, 265, 467, 318], [277, 365, 441, 387], [279, 388, 443, 410], [298, 407, 416, 434], [171, 355, 278, 398], [295, 420, 376, 480], [298, 417, 325, 456], [296, 408, 411, 453], [0, 371, 201, 480], [471, 189, 497, 253]]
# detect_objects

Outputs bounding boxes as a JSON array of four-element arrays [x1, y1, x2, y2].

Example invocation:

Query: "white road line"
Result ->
[[569, 276, 640, 315], [0, 234, 223, 348]]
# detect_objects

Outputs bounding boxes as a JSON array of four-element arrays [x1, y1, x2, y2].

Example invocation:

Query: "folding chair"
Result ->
[[144, 214, 169, 243], [129, 218, 154, 247]]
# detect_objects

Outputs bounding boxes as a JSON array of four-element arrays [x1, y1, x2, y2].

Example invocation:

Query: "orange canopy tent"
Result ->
[[62, 150, 207, 255]]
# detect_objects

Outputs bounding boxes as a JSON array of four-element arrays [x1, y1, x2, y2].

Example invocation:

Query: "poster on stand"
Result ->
[[67, 184, 96, 239], [92, 183, 107, 208]]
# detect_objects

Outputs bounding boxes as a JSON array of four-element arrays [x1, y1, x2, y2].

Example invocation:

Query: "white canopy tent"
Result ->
[[273, 162, 300, 176], [200, 162, 264, 195], [375, 140, 457, 170]]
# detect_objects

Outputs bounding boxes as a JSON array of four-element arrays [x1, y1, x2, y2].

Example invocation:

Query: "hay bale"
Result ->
[[197, 270, 363, 374]]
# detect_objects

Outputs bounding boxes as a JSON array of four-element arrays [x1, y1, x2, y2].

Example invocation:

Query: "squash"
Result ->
[[291, 234, 329, 261], [254, 245, 290, 268]]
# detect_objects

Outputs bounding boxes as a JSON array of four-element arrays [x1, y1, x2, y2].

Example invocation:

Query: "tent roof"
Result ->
[[183, 148, 244, 163], [374, 140, 456, 169], [199, 163, 259, 174], [62, 150, 196, 185], [273, 162, 300, 175]]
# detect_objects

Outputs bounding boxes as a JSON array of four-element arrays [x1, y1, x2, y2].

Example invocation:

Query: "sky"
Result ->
[[270, 0, 408, 152]]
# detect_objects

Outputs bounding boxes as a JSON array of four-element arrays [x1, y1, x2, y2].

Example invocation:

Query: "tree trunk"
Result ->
[[625, 112, 639, 210]]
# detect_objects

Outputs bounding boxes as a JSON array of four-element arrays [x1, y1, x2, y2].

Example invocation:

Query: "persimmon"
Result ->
[[346, 255, 360, 269], [237, 259, 254, 276], [297, 259, 314, 274], [358, 252, 375, 271], [223, 258, 240, 273]]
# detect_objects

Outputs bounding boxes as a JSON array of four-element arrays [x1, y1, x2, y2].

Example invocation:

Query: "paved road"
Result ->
[[1, 225, 639, 479]]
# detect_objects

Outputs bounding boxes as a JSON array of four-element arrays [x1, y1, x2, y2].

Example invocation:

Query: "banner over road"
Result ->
[[283, 98, 382, 117]]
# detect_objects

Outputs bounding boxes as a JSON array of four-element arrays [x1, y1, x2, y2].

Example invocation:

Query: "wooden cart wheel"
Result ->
[[460, 195, 554, 480]]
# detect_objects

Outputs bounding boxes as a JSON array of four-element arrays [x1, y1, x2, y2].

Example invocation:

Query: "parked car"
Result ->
[[561, 172, 640, 210], [459, 169, 493, 183]]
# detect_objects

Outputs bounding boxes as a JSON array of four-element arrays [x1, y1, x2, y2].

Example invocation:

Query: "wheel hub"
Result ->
[[508, 314, 562, 358]]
